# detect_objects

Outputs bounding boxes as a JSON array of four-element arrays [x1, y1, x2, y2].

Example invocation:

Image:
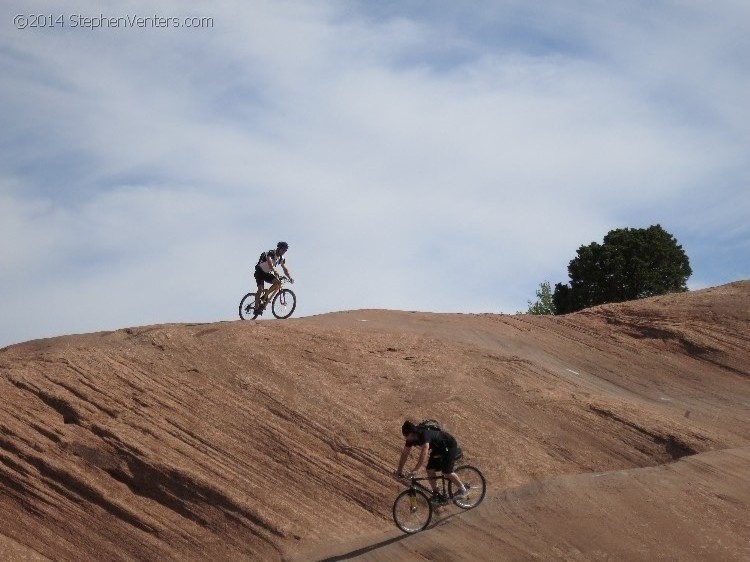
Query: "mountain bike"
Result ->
[[238, 276, 296, 320], [392, 465, 486, 533]]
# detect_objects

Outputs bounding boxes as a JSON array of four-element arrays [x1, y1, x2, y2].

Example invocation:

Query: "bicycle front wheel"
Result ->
[[239, 292, 260, 320], [271, 288, 296, 319], [392, 488, 432, 533], [449, 465, 486, 509]]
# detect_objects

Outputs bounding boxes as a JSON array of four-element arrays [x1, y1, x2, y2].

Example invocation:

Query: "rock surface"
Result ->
[[1, 281, 748, 561]]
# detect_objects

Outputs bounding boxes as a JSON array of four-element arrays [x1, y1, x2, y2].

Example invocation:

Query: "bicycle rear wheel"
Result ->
[[392, 488, 432, 533], [271, 288, 296, 319], [239, 292, 260, 320], [449, 465, 486, 509]]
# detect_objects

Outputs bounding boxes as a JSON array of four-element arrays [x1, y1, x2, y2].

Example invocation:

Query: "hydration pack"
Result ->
[[417, 419, 442, 432]]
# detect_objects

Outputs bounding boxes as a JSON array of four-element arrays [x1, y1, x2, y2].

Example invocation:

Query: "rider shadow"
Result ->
[[317, 509, 462, 561]]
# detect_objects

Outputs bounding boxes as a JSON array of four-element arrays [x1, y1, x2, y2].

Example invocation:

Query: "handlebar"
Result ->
[[393, 470, 417, 482]]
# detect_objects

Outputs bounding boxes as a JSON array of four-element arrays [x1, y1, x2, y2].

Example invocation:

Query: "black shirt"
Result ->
[[408, 428, 457, 453]]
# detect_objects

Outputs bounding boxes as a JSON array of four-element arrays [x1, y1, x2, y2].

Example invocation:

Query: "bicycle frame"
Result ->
[[258, 276, 289, 307], [403, 472, 452, 502]]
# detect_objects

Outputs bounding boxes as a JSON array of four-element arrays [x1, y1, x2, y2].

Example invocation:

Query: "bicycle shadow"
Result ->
[[316, 534, 406, 561], [317, 509, 463, 561]]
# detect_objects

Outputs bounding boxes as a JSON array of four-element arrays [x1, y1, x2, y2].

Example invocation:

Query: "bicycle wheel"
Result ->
[[271, 288, 296, 319], [239, 293, 260, 320], [392, 488, 433, 533], [449, 465, 486, 509]]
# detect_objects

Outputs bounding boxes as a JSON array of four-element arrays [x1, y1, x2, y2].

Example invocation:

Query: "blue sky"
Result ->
[[1, 0, 748, 347]]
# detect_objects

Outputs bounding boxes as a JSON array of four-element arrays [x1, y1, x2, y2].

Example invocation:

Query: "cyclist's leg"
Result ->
[[426, 456, 444, 498], [253, 268, 265, 309], [426, 469, 439, 494], [267, 276, 281, 298], [255, 270, 276, 309], [446, 472, 463, 489], [442, 449, 467, 494]]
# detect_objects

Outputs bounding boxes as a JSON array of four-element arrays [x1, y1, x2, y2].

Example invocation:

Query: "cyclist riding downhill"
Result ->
[[395, 419, 468, 503], [254, 241, 293, 316]]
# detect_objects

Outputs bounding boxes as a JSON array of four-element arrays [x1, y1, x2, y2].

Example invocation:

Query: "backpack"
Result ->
[[418, 419, 459, 456], [258, 249, 282, 266], [417, 419, 442, 432]]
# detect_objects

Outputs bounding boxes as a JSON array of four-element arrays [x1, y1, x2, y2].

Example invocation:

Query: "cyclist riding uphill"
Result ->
[[395, 420, 467, 502], [254, 241, 293, 314]]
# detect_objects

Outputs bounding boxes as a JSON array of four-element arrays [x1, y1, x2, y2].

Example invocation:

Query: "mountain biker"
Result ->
[[395, 420, 468, 502], [254, 241, 293, 314]]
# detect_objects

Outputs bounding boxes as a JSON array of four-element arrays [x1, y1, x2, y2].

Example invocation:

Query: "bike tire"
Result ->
[[271, 288, 296, 319], [239, 292, 260, 320], [392, 488, 433, 533], [449, 465, 486, 509]]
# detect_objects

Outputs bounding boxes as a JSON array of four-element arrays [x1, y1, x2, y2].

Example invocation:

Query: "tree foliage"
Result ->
[[526, 281, 556, 315], [552, 225, 692, 314]]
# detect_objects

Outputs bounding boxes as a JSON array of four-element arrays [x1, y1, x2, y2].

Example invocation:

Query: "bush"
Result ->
[[552, 225, 691, 314], [526, 281, 556, 315]]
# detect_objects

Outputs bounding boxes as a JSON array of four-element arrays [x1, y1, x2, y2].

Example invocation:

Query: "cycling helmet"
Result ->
[[277, 241, 289, 250], [401, 420, 416, 437]]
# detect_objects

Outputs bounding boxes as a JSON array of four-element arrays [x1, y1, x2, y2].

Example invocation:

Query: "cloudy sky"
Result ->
[[2, 0, 748, 347]]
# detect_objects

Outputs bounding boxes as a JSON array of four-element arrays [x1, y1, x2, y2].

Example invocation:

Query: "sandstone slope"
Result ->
[[0, 281, 748, 560]]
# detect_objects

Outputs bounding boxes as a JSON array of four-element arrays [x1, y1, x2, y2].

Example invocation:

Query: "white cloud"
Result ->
[[1, 0, 748, 346]]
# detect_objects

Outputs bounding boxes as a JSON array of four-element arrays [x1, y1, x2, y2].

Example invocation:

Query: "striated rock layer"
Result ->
[[1, 281, 749, 560]]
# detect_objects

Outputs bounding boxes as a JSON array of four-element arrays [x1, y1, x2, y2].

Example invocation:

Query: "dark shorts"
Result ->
[[254, 266, 276, 286], [426, 446, 462, 473]]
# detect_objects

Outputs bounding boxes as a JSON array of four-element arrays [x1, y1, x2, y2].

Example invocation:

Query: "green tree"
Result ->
[[553, 225, 692, 314], [526, 281, 556, 315]]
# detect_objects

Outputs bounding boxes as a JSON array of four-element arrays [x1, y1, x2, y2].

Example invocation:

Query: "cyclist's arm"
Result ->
[[396, 444, 411, 474], [412, 443, 430, 472], [281, 262, 292, 280], [269, 259, 281, 279]]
